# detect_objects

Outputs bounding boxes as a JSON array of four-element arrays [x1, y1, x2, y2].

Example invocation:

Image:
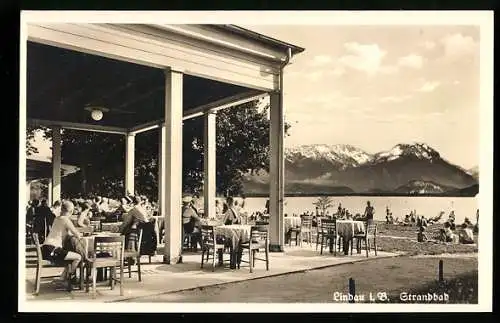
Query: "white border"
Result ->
[[19, 10, 494, 313]]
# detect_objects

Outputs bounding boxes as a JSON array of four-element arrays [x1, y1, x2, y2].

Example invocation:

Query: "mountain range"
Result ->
[[242, 143, 479, 196]]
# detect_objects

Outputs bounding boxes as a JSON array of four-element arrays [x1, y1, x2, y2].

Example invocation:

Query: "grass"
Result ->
[[384, 271, 478, 304]]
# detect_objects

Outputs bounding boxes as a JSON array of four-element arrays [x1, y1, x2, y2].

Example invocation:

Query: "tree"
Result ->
[[27, 99, 290, 199], [313, 196, 334, 215]]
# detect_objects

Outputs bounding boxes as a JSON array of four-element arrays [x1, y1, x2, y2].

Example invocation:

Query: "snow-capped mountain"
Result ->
[[243, 142, 478, 195], [372, 143, 441, 164], [286, 144, 372, 168], [467, 166, 479, 180]]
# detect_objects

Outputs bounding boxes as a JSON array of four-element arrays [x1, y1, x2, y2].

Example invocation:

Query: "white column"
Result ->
[[125, 133, 135, 196], [160, 69, 183, 264], [51, 126, 62, 203], [47, 181, 53, 205], [269, 91, 285, 251], [203, 111, 217, 219]]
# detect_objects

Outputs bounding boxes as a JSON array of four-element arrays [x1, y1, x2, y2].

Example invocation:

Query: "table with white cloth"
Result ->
[[336, 220, 365, 255], [214, 224, 252, 269]]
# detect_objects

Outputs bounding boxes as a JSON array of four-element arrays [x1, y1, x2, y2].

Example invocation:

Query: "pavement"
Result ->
[[22, 243, 399, 303]]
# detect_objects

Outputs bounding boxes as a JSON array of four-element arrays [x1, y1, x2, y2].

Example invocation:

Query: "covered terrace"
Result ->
[[22, 21, 305, 263]]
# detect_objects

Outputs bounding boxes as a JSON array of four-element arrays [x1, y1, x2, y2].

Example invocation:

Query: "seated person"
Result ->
[[441, 222, 459, 244], [417, 226, 428, 242], [181, 195, 202, 249], [463, 217, 473, 227], [221, 197, 242, 225], [77, 202, 92, 228], [458, 223, 474, 244]]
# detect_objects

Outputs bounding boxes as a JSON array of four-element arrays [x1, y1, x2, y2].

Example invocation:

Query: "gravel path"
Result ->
[[122, 256, 477, 303]]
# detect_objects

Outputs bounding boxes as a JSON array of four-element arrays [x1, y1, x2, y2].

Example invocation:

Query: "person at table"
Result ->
[[363, 201, 375, 225], [42, 200, 83, 281], [182, 195, 202, 250], [337, 203, 342, 216], [222, 196, 242, 225], [76, 202, 92, 228], [214, 199, 222, 220]]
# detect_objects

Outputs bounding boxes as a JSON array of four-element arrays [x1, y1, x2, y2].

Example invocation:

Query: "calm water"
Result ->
[[242, 196, 478, 224]]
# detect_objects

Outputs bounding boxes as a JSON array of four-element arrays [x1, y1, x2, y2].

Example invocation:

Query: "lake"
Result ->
[[241, 196, 479, 224]]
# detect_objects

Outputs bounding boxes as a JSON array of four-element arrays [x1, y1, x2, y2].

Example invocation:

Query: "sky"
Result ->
[[30, 24, 481, 170], [243, 24, 480, 169]]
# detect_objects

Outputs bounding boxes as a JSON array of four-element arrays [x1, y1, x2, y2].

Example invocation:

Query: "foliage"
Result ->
[[28, 99, 290, 199], [313, 196, 334, 215]]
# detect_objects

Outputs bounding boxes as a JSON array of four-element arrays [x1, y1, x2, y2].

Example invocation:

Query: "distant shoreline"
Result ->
[[243, 192, 478, 198]]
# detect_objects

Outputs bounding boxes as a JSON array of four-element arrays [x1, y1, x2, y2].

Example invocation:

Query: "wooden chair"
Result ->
[[31, 233, 80, 295], [200, 225, 227, 271], [288, 219, 301, 246], [124, 228, 143, 281], [300, 216, 313, 246], [85, 236, 125, 298], [353, 224, 378, 257], [90, 220, 102, 233], [318, 219, 337, 256], [239, 225, 269, 273]]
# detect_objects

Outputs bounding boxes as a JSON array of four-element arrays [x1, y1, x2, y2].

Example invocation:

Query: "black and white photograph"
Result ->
[[18, 11, 493, 312]]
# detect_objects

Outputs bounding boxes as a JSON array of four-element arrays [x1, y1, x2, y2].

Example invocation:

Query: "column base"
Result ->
[[163, 255, 183, 264], [269, 244, 284, 252]]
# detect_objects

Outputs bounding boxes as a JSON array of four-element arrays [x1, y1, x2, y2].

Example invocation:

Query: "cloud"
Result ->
[[379, 95, 413, 103], [398, 54, 424, 69], [308, 55, 334, 66], [417, 81, 441, 92], [338, 42, 388, 75], [420, 41, 436, 50], [441, 33, 478, 58], [304, 71, 324, 82], [328, 66, 346, 77]]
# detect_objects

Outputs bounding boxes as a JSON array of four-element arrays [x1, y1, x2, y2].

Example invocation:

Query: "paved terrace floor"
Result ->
[[23, 244, 400, 303]]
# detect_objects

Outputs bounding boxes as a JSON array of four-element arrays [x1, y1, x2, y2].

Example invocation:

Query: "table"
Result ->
[[82, 232, 121, 257], [336, 220, 365, 255], [101, 222, 122, 233], [214, 224, 252, 269]]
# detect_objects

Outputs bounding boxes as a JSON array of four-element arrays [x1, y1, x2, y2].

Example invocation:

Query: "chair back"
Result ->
[[320, 219, 336, 234], [366, 223, 377, 238], [92, 236, 125, 261], [126, 228, 144, 252], [301, 216, 313, 229], [90, 220, 101, 232], [250, 225, 269, 246], [32, 233, 43, 264], [200, 225, 216, 249]]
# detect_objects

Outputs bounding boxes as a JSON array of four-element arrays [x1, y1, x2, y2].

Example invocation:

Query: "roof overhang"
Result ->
[[26, 23, 303, 92]]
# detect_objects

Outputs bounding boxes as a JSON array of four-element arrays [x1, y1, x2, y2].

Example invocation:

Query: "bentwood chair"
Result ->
[[353, 223, 378, 257], [200, 225, 228, 271], [239, 225, 269, 273], [31, 233, 81, 295], [123, 228, 144, 281], [85, 236, 125, 298], [300, 216, 313, 246], [318, 219, 337, 256]]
